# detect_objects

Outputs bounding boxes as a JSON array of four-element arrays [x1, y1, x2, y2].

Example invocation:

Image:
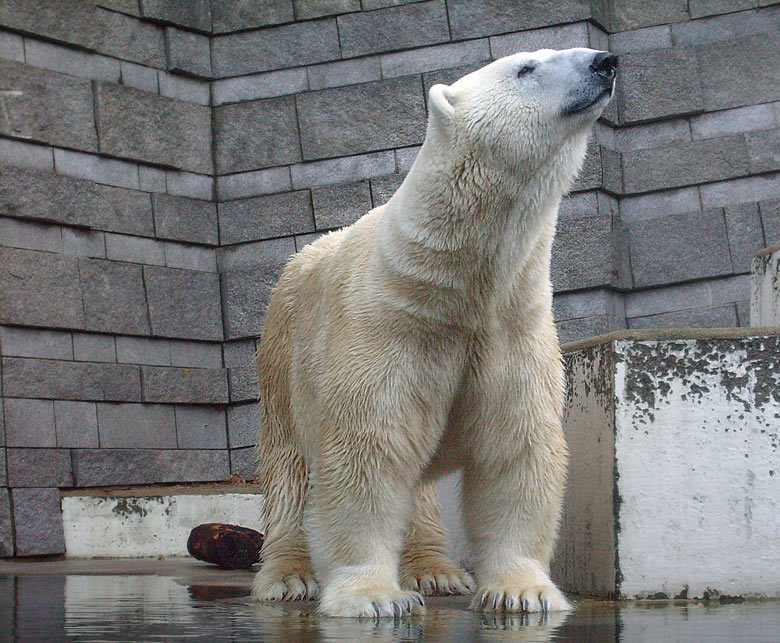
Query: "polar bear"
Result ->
[[251, 48, 617, 617]]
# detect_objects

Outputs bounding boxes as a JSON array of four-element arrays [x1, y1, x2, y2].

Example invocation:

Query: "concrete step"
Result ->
[[556, 328, 780, 600], [62, 484, 264, 558], [751, 244, 780, 326]]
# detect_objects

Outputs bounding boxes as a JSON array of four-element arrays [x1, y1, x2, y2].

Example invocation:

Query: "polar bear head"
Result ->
[[426, 48, 616, 182]]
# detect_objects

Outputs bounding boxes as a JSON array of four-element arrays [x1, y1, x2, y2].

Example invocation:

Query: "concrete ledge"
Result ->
[[556, 333, 780, 599], [61, 484, 264, 559]]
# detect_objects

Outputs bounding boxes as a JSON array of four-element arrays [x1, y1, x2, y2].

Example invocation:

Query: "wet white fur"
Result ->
[[251, 48, 613, 617]]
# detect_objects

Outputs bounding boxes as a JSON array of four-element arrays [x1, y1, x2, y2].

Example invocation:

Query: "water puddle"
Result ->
[[1, 574, 779, 641]]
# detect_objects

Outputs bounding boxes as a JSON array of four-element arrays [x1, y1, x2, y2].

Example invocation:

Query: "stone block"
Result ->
[[629, 209, 733, 288], [96, 82, 212, 174], [291, 151, 395, 189], [174, 406, 227, 448], [295, 232, 326, 250], [0, 165, 146, 235], [24, 38, 120, 83], [448, 0, 592, 40], [11, 487, 65, 556], [0, 327, 73, 360], [297, 76, 426, 161], [157, 71, 210, 105], [725, 203, 766, 272], [212, 68, 308, 105], [217, 235, 296, 271], [338, 1, 448, 57], [700, 173, 780, 210], [552, 216, 629, 292], [105, 233, 166, 265], [216, 167, 292, 201], [7, 448, 73, 487], [166, 170, 213, 201], [116, 336, 171, 365], [230, 447, 259, 480], [622, 135, 749, 194], [747, 128, 780, 174], [557, 315, 619, 344], [79, 258, 150, 335], [228, 365, 260, 402], [54, 400, 99, 448], [224, 339, 256, 368], [395, 146, 419, 173], [98, 0, 141, 15], [218, 191, 314, 244], [72, 448, 230, 486], [0, 31, 24, 62], [214, 96, 300, 174], [97, 402, 176, 448], [169, 340, 222, 369], [617, 47, 702, 124], [609, 24, 673, 54], [615, 118, 691, 153], [144, 266, 223, 341], [152, 194, 218, 245], [54, 149, 139, 190], [557, 332, 780, 598], [691, 104, 775, 141], [0, 137, 54, 172], [141, 366, 229, 404], [4, 398, 56, 448], [0, 0, 99, 54], [211, 19, 339, 77], [624, 275, 749, 319], [211, 0, 294, 33], [72, 333, 117, 363], [312, 180, 371, 230], [620, 186, 702, 223], [120, 60, 160, 93], [140, 0, 211, 31], [370, 173, 405, 207], [220, 238, 295, 339], [750, 247, 780, 326], [164, 243, 217, 273], [3, 357, 142, 401], [94, 7, 166, 67], [165, 27, 211, 77], [139, 165, 167, 192], [295, 0, 359, 18], [0, 60, 97, 151], [490, 22, 591, 59], [62, 228, 107, 258], [672, 6, 778, 46], [697, 32, 780, 111], [760, 199, 780, 245], [554, 289, 626, 324], [307, 57, 381, 91], [628, 303, 739, 329], [380, 39, 490, 79], [0, 247, 84, 329], [0, 489, 11, 556], [227, 403, 260, 449], [689, 0, 757, 18], [608, 0, 688, 31]]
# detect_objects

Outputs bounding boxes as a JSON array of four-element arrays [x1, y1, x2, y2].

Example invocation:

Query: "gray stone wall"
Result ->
[[1, 0, 779, 556]]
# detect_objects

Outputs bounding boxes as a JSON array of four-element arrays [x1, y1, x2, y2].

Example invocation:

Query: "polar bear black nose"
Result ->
[[591, 52, 618, 80]]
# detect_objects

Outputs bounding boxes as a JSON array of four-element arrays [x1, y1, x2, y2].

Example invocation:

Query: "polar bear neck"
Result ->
[[375, 132, 589, 321]]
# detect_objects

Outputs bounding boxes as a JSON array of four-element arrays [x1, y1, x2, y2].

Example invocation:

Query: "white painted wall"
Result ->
[[750, 246, 780, 326], [62, 493, 265, 558]]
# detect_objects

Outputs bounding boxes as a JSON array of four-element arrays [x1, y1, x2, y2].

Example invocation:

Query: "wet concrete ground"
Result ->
[[1, 559, 779, 642]]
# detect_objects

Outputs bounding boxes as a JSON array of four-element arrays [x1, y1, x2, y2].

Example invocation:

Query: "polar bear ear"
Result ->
[[428, 84, 456, 126]]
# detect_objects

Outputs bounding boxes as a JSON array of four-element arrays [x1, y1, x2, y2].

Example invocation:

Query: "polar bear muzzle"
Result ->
[[561, 51, 618, 116]]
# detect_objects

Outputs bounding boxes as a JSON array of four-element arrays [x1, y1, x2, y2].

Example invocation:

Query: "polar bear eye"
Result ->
[[517, 65, 535, 78]]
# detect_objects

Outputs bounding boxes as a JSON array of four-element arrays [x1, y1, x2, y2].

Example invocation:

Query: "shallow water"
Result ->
[[2, 574, 779, 642]]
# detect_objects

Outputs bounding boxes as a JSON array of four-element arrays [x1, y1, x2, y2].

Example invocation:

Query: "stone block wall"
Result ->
[[1, 0, 779, 556]]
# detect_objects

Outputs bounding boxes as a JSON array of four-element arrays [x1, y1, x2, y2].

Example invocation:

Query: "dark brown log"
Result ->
[[187, 523, 264, 570]]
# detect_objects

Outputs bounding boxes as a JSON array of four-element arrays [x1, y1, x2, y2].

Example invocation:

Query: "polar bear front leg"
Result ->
[[462, 415, 572, 614], [400, 480, 475, 596], [307, 428, 430, 618]]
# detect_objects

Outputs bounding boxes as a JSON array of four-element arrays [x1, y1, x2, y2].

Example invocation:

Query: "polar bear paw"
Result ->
[[401, 565, 476, 596], [471, 582, 572, 613], [319, 587, 426, 618], [251, 566, 319, 601]]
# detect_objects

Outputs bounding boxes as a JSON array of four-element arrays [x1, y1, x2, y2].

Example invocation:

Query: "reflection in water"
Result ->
[[0, 574, 778, 641]]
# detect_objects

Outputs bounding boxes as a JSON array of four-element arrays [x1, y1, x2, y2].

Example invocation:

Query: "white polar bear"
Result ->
[[251, 48, 617, 618]]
